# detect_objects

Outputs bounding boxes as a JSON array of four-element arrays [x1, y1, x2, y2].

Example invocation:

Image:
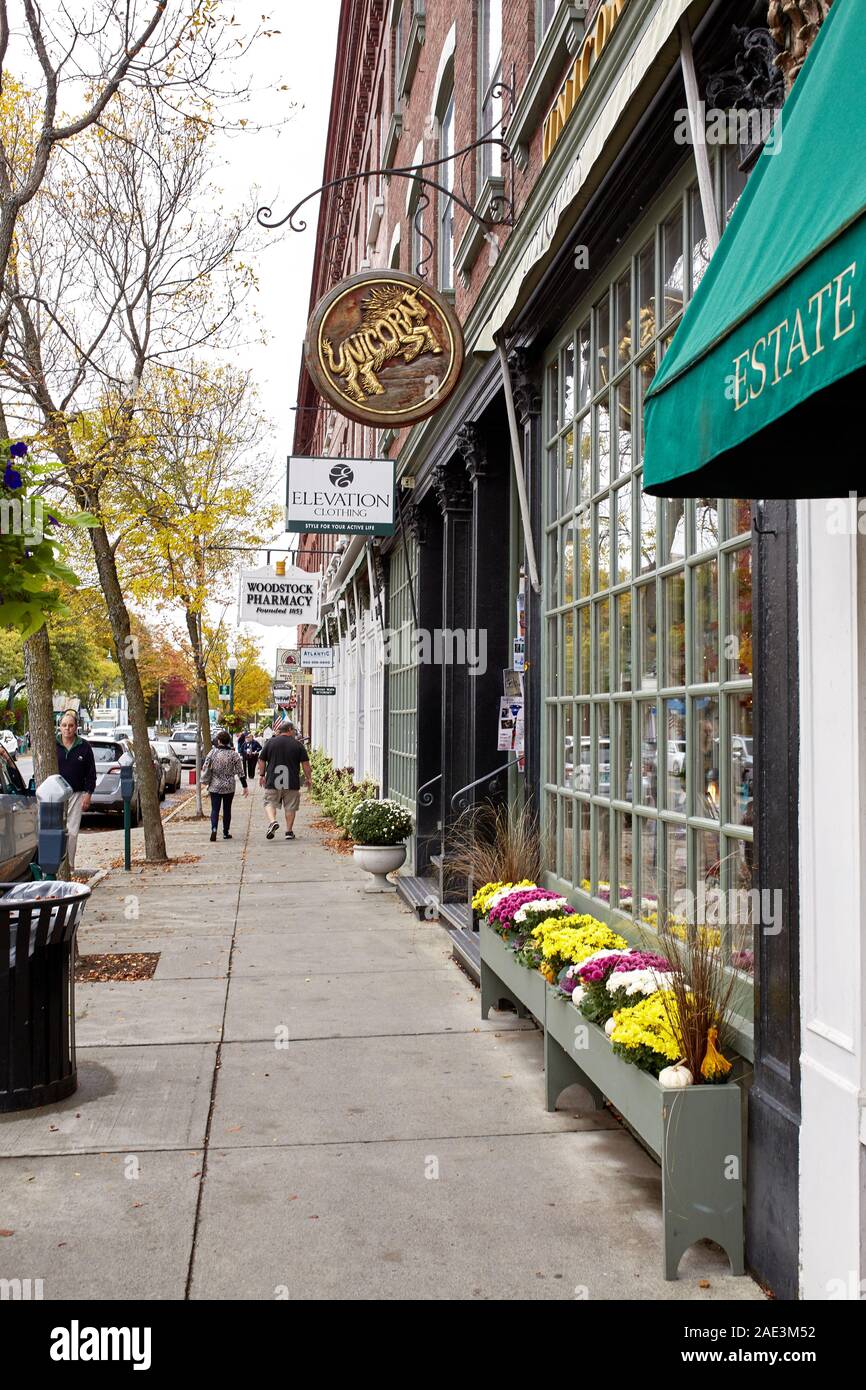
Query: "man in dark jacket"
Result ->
[[257, 721, 312, 840], [56, 709, 97, 869]]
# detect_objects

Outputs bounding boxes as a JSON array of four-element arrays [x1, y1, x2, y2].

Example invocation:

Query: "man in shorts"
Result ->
[[257, 721, 312, 840]]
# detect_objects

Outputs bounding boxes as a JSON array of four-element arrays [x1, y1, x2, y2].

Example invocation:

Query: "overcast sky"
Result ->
[[207, 2, 341, 672]]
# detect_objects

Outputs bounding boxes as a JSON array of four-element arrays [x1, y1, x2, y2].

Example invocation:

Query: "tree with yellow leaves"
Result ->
[[113, 361, 279, 757]]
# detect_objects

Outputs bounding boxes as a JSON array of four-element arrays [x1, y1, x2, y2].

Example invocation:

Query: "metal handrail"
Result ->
[[450, 761, 519, 814], [416, 773, 442, 809]]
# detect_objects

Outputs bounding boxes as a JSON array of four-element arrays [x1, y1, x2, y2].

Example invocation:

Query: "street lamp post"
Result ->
[[228, 655, 238, 714]]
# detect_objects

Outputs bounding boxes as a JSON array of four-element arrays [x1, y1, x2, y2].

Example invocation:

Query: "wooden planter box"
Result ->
[[545, 985, 744, 1281], [479, 919, 546, 1025]]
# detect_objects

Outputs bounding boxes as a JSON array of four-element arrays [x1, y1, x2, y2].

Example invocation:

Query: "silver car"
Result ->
[[153, 739, 183, 791], [0, 746, 37, 880], [85, 737, 165, 821]]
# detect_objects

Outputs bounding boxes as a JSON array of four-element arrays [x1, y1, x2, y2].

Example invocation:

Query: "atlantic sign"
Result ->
[[237, 565, 320, 627], [286, 455, 396, 536], [304, 269, 464, 428]]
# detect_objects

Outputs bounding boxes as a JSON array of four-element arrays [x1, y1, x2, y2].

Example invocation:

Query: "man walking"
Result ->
[[56, 710, 97, 870], [257, 721, 312, 840]]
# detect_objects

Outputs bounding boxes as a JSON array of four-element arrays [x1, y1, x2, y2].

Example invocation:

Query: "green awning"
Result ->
[[644, 1, 866, 498]]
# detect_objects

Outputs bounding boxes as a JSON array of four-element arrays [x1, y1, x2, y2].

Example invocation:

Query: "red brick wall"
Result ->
[[297, 2, 571, 466]]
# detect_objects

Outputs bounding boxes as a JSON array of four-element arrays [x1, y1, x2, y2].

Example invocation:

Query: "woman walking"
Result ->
[[201, 730, 248, 842]]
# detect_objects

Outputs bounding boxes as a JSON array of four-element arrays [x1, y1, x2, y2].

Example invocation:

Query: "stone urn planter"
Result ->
[[352, 842, 407, 892], [349, 798, 414, 893]]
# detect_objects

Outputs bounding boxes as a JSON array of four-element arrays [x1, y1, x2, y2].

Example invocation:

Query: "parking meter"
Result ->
[[119, 751, 135, 871], [36, 774, 72, 878]]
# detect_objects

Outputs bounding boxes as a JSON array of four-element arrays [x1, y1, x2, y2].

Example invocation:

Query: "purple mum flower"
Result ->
[[3, 463, 22, 489], [488, 886, 565, 929], [611, 950, 671, 974], [575, 950, 629, 985], [9, 441, 28, 458]]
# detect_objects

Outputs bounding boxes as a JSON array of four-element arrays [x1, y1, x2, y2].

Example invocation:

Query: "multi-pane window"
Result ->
[[543, 157, 755, 1003], [387, 536, 420, 821], [479, 0, 502, 181], [439, 89, 455, 290]]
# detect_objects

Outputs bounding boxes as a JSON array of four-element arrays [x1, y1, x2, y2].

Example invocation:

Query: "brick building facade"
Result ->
[[287, 0, 821, 1297]]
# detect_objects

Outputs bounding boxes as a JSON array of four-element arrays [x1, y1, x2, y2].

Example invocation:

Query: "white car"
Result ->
[[667, 740, 686, 777], [0, 729, 19, 759]]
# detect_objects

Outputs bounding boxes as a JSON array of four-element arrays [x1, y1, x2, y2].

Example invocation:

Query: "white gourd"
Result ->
[[658, 1063, 693, 1089], [604, 1017, 617, 1038]]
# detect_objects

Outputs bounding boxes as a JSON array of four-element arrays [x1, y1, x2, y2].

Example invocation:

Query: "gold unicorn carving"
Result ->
[[321, 284, 443, 405]]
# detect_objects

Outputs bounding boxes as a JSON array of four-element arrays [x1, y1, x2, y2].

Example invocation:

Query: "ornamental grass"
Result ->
[[650, 919, 739, 1082], [446, 800, 546, 892]]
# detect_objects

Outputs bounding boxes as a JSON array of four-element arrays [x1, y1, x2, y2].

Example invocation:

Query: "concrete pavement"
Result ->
[[0, 785, 765, 1300]]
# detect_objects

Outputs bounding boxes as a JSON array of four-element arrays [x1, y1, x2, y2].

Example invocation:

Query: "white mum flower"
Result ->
[[606, 968, 673, 998], [513, 896, 568, 924]]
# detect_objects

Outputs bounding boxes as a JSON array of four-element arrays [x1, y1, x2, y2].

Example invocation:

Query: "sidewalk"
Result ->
[[0, 787, 764, 1301]]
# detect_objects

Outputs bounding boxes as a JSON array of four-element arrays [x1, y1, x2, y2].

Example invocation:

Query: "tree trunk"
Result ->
[[23, 625, 58, 785], [89, 524, 167, 862], [185, 606, 212, 750]]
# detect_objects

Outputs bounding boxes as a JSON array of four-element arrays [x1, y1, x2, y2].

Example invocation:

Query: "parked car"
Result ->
[[0, 729, 19, 760], [667, 739, 686, 777], [153, 739, 183, 792], [168, 729, 199, 767], [110, 724, 134, 741], [84, 737, 161, 822], [575, 736, 610, 795], [0, 746, 37, 880]]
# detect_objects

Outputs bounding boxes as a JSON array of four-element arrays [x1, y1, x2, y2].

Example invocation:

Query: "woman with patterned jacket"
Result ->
[[201, 730, 248, 842]]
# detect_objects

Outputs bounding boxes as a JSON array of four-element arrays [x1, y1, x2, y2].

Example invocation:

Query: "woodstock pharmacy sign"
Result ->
[[237, 565, 320, 627]]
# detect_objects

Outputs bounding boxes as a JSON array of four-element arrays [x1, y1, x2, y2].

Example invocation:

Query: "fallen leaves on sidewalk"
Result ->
[[310, 816, 354, 856], [75, 953, 160, 982], [107, 853, 201, 870]]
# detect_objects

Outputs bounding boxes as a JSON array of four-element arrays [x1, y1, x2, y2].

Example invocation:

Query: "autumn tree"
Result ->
[[0, 1, 276, 291], [115, 362, 278, 755], [1, 85, 262, 857], [205, 627, 272, 723]]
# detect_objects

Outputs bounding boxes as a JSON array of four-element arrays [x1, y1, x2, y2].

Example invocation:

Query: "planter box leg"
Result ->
[[544, 1030, 605, 1114], [662, 1088, 745, 1280], [480, 959, 528, 1020]]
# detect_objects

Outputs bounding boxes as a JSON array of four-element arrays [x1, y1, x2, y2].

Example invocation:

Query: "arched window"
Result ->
[[479, 0, 502, 183], [438, 87, 455, 290]]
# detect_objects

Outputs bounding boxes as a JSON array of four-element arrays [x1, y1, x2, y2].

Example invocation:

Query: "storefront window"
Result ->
[[543, 174, 754, 995]]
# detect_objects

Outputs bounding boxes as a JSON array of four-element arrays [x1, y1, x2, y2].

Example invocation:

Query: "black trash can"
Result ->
[[0, 881, 91, 1113]]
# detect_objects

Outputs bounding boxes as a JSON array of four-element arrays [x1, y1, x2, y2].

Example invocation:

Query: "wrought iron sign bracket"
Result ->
[[257, 79, 517, 281]]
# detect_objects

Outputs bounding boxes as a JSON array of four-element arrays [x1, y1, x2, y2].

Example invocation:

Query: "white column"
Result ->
[[797, 498, 866, 1299]]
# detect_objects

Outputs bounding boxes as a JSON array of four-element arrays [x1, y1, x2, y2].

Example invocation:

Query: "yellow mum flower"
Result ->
[[471, 879, 535, 914], [609, 992, 680, 1066]]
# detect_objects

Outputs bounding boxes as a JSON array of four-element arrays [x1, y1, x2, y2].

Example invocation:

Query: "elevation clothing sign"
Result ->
[[286, 455, 396, 536], [644, 0, 866, 498], [237, 566, 320, 627]]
